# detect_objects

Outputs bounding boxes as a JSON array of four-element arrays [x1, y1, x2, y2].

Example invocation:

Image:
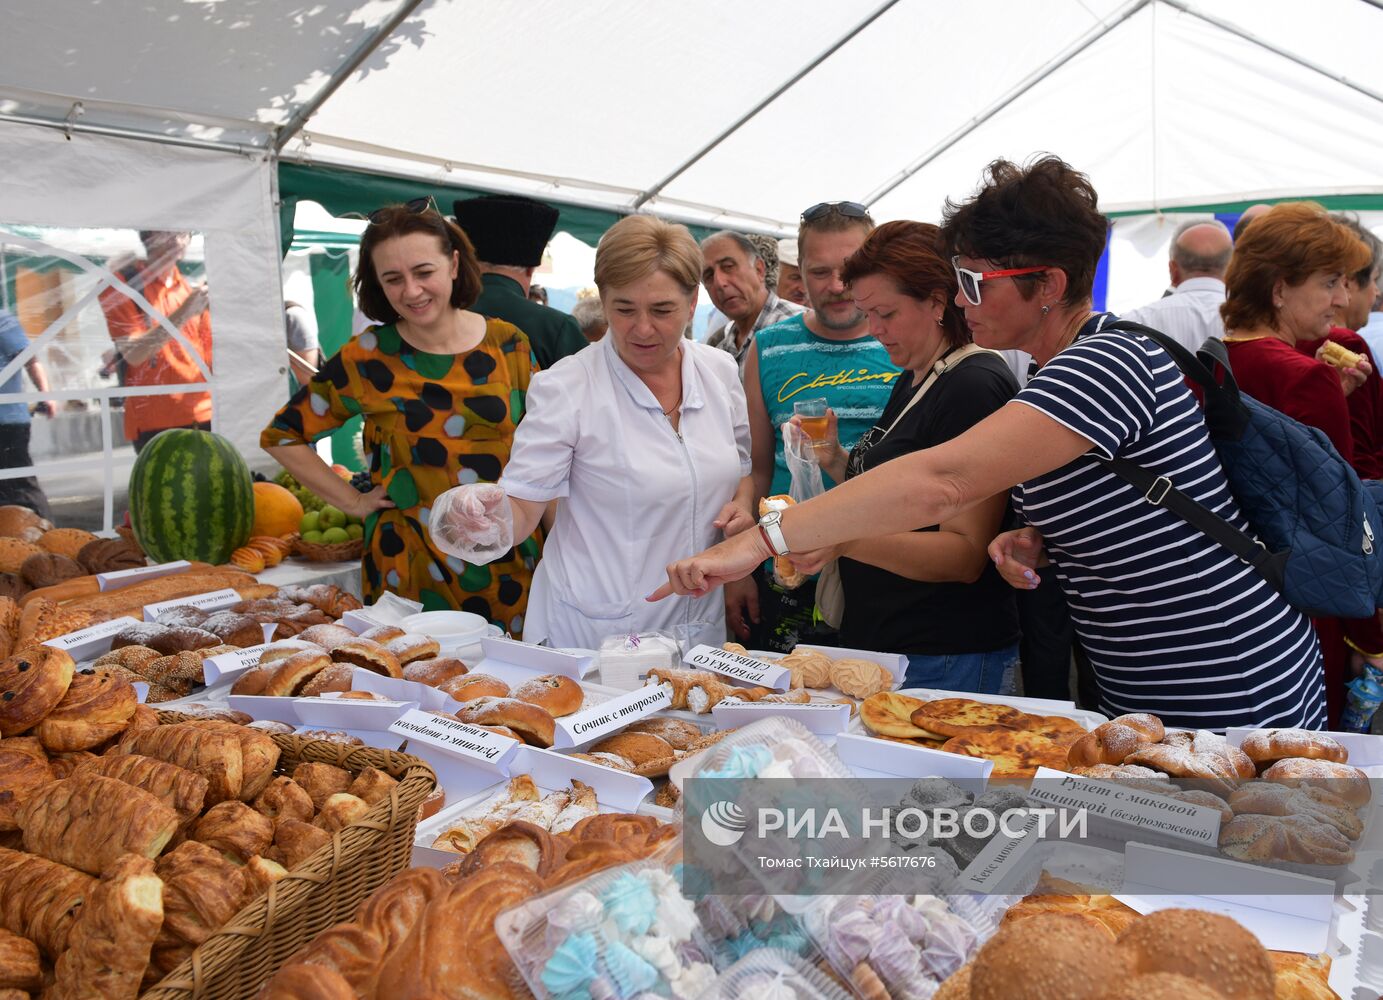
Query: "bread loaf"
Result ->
[[46, 853, 163, 1000], [17, 773, 179, 875]]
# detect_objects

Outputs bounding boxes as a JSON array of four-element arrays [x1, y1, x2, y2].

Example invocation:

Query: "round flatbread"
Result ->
[[861, 692, 947, 739], [910, 697, 1039, 737]]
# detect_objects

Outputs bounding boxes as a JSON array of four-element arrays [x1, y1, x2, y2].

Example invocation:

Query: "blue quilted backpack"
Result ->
[[1101, 321, 1383, 619]]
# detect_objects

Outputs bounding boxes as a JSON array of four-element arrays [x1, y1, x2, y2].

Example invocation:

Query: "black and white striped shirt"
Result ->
[[1013, 319, 1326, 730]]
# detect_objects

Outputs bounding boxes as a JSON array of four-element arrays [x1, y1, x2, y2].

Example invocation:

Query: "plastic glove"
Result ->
[[429, 483, 514, 564]]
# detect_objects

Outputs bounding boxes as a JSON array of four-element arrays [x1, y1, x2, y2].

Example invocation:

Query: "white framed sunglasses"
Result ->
[[951, 256, 1049, 306]]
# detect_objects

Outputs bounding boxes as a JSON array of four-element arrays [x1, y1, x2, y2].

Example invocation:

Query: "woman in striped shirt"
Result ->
[[653, 157, 1326, 730]]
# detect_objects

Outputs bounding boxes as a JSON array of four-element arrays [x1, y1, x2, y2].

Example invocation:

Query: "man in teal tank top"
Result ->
[[731, 203, 901, 650]]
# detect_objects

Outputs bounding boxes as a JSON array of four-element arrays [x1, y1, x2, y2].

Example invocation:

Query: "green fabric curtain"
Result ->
[[308, 251, 365, 473], [278, 161, 719, 257], [1106, 194, 1383, 218]]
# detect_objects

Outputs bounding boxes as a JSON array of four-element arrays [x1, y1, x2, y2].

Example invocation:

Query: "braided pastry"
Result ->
[[1122, 743, 1243, 797], [1219, 813, 1354, 865], [1261, 758, 1371, 807], [1240, 728, 1347, 768]]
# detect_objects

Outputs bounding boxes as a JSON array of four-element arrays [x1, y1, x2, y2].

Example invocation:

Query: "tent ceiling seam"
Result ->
[[858, 0, 1153, 208], [1159, 0, 1383, 107], [629, 0, 903, 210], [273, 0, 428, 153], [0, 110, 264, 157]]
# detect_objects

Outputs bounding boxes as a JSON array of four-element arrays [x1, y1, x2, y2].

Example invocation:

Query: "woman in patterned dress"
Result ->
[[262, 202, 538, 633]]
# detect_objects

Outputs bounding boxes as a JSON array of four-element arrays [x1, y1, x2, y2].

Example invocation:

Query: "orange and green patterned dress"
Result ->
[[261, 319, 539, 634]]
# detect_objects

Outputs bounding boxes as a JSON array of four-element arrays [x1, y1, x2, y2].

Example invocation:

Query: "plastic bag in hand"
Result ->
[[783, 422, 825, 503], [429, 484, 514, 564]]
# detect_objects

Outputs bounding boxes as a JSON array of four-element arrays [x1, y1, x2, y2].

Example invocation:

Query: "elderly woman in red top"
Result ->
[[1222, 201, 1379, 725]]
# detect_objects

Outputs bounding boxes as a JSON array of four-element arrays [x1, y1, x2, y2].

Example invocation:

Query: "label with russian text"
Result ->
[[389, 709, 519, 765], [1027, 766, 1223, 846], [144, 588, 240, 620], [684, 644, 790, 690], [553, 683, 673, 747]]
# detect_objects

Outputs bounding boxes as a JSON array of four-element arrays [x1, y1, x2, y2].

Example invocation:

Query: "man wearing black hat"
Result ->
[[453, 194, 586, 371]]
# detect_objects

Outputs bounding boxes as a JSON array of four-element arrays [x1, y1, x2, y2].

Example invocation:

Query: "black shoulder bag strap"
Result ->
[[1094, 320, 1285, 590]]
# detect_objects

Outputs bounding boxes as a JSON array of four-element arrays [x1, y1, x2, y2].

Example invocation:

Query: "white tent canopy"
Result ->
[[6, 0, 1383, 230], [1, 0, 1381, 526]]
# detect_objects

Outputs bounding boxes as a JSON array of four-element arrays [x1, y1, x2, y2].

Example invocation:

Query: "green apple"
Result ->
[[345, 513, 362, 526], [299, 511, 321, 534], [321, 526, 350, 544], [301, 530, 325, 543], [319, 505, 347, 529], [345, 523, 364, 540]]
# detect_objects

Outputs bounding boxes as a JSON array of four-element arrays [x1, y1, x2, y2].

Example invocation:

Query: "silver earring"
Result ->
[[936, 317, 944, 325], [1040, 305, 1051, 316]]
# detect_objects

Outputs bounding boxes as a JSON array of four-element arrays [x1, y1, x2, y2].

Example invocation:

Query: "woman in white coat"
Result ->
[[432, 214, 755, 648]]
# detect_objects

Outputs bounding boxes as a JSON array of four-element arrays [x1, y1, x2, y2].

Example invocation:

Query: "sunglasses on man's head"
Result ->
[[951, 256, 1049, 306], [801, 201, 870, 223], [368, 195, 437, 225]]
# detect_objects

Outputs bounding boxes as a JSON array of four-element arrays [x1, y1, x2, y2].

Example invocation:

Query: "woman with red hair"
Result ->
[[788, 221, 1019, 691]]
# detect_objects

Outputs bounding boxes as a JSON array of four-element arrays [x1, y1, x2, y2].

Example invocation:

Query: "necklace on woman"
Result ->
[[661, 387, 683, 417]]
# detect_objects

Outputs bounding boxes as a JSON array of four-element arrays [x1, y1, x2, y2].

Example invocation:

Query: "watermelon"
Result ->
[[128, 428, 255, 564]]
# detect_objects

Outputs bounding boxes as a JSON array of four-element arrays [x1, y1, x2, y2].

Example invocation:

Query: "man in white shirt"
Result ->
[[1122, 219, 1233, 352]]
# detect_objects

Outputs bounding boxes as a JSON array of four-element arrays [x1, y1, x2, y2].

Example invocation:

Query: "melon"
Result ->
[[128, 428, 254, 564], [251, 481, 304, 538]]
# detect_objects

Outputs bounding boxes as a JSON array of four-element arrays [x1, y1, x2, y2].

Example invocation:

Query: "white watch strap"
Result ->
[[760, 512, 790, 555]]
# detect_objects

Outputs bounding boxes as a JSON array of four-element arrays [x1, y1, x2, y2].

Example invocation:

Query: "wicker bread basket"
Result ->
[[289, 533, 364, 563], [140, 712, 436, 999]]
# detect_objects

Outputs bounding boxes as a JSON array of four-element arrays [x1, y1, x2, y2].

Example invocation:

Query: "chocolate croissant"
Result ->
[[177, 720, 280, 801], [114, 724, 244, 804], [47, 854, 163, 1000], [74, 753, 208, 828], [17, 773, 178, 876]]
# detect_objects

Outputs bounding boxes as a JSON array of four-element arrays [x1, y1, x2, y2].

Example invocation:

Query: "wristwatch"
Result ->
[[757, 509, 790, 556]]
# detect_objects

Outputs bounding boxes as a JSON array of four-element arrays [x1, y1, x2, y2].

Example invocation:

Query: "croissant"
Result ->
[[347, 767, 399, 807], [74, 753, 208, 828], [244, 854, 288, 903], [0, 845, 96, 959], [292, 763, 352, 812], [313, 793, 370, 833], [176, 719, 280, 801], [18, 773, 178, 876], [152, 840, 249, 976], [47, 853, 163, 1000], [193, 801, 275, 863], [114, 724, 244, 804], [276, 819, 332, 869], [253, 776, 314, 826], [0, 927, 40, 992]]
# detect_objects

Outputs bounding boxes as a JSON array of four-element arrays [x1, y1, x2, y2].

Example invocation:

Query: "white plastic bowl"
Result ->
[[400, 610, 490, 644]]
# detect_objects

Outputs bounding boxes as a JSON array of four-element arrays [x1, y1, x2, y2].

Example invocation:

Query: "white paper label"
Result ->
[[96, 560, 188, 591], [389, 709, 519, 763], [553, 683, 673, 747], [684, 644, 790, 690], [1027, 767, 1223, 846], [958, 810, 1045, 891], [201, 643, 275, 685], [144, 588, 240, 620], [41, 616, 140, 651]]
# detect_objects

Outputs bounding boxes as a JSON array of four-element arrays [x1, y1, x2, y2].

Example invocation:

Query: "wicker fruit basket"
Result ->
[[141, 713, 436, 1000], [289, 533, 364, 562]]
